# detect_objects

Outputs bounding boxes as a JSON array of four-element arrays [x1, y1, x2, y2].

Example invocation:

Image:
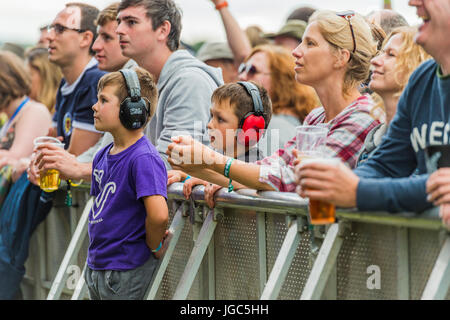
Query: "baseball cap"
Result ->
[[264, 19, 307, 41], [196, 42, 234, 62]]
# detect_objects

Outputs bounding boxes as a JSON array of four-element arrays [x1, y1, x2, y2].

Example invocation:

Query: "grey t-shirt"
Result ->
[[257, 114, 301, 158]]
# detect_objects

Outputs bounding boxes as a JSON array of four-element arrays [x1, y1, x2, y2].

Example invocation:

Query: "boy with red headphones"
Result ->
[[168, 81, 272, 204]]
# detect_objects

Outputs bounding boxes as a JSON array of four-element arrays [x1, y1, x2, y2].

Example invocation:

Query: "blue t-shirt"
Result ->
[[53, 61, 106, 146], [88, 136, 168, 270], [355, 59, 450, 213]]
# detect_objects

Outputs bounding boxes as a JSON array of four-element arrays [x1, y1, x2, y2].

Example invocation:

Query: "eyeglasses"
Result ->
[[336, 10, 356, 54], [238, 63, 271, 77], [47, 23, 86, 35]]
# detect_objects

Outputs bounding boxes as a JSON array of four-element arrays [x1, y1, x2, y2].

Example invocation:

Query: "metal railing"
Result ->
[[21, 183, 450, 300]]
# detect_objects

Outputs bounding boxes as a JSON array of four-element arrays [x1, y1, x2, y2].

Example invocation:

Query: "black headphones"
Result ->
[[236, 81, 267, 147], [119, 68, 150, 130]]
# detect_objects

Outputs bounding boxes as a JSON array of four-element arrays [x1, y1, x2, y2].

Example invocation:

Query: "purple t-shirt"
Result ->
[[88, 136, 167, 270]]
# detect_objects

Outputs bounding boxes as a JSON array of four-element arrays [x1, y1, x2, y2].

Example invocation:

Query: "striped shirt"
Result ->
[[257, 95, 382, 192]]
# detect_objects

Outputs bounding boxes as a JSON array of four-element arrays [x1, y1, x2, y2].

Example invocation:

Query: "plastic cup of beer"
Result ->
[[296, 125, 328, 161], [33, 136, 65, 192], [300, 157, 341, 225]]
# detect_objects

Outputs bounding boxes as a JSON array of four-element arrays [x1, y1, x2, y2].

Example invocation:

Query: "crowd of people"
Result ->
[[0, 0, 448, 300]]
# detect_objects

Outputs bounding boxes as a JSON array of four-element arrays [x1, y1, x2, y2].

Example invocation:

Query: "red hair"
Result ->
[[246, 45, 319, 122]]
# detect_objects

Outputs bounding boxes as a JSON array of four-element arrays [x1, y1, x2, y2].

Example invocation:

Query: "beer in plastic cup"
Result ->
[[300, 157, 341, 225], [296, 125, 328, 160], [33, 137, 65, 192]]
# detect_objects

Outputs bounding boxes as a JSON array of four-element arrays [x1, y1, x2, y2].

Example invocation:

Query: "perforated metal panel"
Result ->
[[409, 228, 442, 300], [336, 223, 398, 299], [214, 208, 260, 299], [278, 229, 314, 299], [265, 214, 287, 275]]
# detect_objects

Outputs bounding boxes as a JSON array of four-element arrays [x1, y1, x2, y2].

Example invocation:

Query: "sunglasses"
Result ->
[[336, 10, 356, 54], [238, 63, 271, 77], [47, 23, 86, 35]]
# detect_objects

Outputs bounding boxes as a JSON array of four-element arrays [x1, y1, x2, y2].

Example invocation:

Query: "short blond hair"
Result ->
[[96, 2, 119, 27], [97, 67, 158, 125], [309, 10, 377, 96]]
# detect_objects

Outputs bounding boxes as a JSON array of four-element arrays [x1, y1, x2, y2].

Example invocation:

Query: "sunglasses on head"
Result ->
[[336, 10, 356, 54], [238, 63, 271, 77], [47, 23, 86, 35]]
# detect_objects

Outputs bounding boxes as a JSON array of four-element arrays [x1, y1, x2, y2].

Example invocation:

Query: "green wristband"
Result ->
[[224, 158, 234, 178], [227, 178, 234, 193], [224, 158, 235, 192]]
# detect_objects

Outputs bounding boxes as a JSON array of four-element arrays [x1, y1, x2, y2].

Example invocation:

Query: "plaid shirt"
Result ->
[[257, 95, 381, 192]]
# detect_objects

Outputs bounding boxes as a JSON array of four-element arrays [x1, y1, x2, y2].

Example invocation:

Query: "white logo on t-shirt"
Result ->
[[93, 169, 104, 186], [410, 122, 450, 152], [92, 182, 116, 220]]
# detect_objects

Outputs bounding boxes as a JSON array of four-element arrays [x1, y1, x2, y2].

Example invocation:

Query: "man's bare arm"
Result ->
[[67, 128, 102, 156]]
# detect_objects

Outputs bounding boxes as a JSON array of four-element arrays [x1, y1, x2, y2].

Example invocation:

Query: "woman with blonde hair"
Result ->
[[238, 44, 319, 156], [25, 47, 62, 114], [166, 10, 381, 198], [0, 50, 52, 171], [358, 26, 431, 164], [0, 52, 53, 301]]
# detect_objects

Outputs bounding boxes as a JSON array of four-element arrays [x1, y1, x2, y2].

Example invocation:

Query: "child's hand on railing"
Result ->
[[204, 183, 223, 209], [167, 170, 184, 185], [183, 177, 208, 200]]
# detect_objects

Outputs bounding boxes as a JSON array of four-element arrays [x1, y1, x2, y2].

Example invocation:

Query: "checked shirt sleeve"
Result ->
[[321, 110, 381, 168], [256, 139, 298, 192]]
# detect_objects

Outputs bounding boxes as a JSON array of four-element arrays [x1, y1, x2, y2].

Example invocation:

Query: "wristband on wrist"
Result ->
[[182, 175, 191, 183], [152, 241, 163, 253], [224, 158, 234, 178], [215, 0, 228, 10], [224, 158, 234, 193]]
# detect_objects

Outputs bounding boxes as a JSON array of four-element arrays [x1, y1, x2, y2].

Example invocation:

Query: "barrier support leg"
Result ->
[[173, 210, 218, 300], [71, 263, 87, 300], [46, 197, 92, 300], [300, 223, 344, 300], [421, 235, 450, 300]]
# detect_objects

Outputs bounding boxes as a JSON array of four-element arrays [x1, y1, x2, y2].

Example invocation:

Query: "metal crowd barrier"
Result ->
[[20, 183, 450, 300]]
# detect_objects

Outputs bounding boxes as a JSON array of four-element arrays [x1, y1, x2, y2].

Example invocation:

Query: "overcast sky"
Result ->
[[0, 0, 420, 46]]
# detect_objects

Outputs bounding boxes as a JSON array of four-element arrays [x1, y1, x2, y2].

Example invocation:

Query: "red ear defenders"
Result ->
[[119, 68, 150, 130], [236, 81, 266, 147]]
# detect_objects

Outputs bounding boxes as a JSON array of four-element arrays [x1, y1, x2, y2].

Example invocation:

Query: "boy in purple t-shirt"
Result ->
[[85, 67, 168, 300]]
